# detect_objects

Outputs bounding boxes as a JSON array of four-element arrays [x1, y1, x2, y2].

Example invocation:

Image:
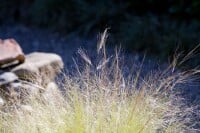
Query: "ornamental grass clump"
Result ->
[[0, 30, 199, 133]]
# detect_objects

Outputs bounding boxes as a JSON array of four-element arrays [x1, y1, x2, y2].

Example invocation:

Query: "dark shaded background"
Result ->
[[0, 0, 199, 67]]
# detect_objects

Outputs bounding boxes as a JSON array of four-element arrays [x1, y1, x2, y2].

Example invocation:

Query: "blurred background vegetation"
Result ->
[[0, 0, 199, 66]]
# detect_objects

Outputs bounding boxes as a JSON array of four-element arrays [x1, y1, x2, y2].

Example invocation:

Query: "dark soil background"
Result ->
[[0, 0, 199, 67]]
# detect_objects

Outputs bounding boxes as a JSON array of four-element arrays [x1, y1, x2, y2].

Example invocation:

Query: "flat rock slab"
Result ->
[[0, 39, 25, 68], [11, 52, 64, 86]]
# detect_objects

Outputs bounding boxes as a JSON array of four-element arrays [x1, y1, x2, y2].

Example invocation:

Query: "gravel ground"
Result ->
[[0, 24, 199, 125]]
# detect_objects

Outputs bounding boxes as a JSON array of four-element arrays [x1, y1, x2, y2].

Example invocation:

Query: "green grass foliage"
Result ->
[[0, 31, 199, 132]]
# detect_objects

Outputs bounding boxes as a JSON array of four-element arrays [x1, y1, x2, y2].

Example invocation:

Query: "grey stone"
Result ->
[[20, 105, 33, 112], [42, 82, 60, 102], [0, 72, 19, 104], [0, 72, 42, 104], [0, 96, 5, 106], [0, 80, 43, 105], [0, 72, 18, 86], [11, 52, 64, 87]]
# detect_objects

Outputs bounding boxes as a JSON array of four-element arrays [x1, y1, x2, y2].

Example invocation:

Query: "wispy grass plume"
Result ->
[[0, 30, 199, 133]]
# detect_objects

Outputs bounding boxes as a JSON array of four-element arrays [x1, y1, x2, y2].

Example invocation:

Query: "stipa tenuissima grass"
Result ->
[[0, 30, 199, 133]]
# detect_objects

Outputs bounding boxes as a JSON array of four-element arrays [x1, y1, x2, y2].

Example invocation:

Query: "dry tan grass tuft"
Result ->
[[0, 30, 199, 133]]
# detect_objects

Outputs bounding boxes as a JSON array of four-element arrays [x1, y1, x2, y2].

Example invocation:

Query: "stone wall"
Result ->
[[0, 39, 64, 107]]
